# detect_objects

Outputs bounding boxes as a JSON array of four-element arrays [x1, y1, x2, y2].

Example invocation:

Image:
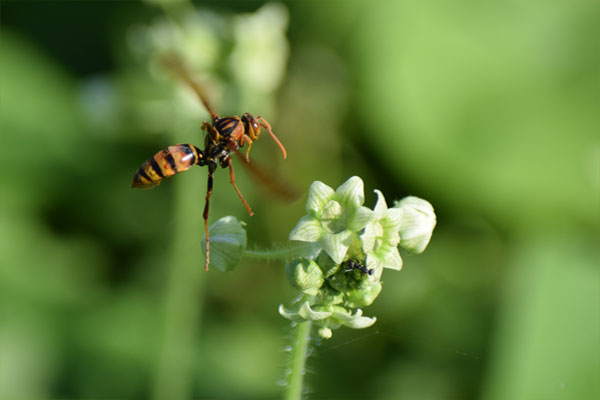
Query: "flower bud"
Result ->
[[344, 282, 382, 308], [285, 258, 324, 296], [315, 251, 340, 278], [328, 271, 349, 292], [315, 285, 343, 305], [394, 197, 436, 254], [318, 326, 333, 339]]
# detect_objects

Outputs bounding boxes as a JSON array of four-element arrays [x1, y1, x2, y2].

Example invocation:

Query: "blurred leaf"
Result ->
[[197, 320, 284, 399], [0, 31, 84, 200], [0, 30, 111, 399], [354, 1, 600, 229], [483, 234, 600, 400]]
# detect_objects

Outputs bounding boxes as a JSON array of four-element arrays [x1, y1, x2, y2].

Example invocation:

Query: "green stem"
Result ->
[[152, 173, 205, 400], [244, 243, 317, 261], [284, 320, 312, 400]]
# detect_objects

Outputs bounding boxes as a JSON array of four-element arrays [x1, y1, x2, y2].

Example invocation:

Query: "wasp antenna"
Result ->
[[159, 52, 218, 120], [258, 117, 287, 159]]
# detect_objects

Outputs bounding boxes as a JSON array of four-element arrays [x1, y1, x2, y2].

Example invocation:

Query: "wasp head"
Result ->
[[241, 113, 287, 159], [242, 113, 261, 138]]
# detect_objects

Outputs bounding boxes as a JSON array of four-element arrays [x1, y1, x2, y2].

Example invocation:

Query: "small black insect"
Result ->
[[343, 260, 373, 275]]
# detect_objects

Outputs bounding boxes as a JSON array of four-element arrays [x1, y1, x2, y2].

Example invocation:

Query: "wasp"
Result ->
[[131, 54, 292, 271]]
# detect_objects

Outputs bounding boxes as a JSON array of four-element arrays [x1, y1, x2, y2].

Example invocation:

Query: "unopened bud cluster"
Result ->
[[279, 176, 436, 338]]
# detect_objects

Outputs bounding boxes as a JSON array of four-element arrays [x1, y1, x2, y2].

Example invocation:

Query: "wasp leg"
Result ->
[[201, 121, 212, 133], [202, 121, 221, 145], [257, 117, 287, 159], [242, 134, 254, 162], [228, 157, 254, 216], [203, 163, 216, 271]]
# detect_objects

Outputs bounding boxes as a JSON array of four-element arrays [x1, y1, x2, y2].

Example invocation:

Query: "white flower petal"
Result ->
[[278, 304, 305, 322], [298, 301, 332, 320], [305, 181, 335, 215], [372, 190, 389, 218], [384, 248, 403, 271], [321, 230, 353, 264], [334, 176, 365, 208], [384, 207, 403, 227], [349, 206, 373, 232], [329, 307, 352, 321], [332, 308, 377, 329], [365, 255, 384, 281], [279, 302, 332, 322], [361, 220, 378, 253], [289, 215, 323, 242], [344, 314, 377, 329]]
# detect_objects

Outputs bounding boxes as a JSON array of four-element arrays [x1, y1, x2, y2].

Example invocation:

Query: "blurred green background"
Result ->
[[1, 1, 598, 399]]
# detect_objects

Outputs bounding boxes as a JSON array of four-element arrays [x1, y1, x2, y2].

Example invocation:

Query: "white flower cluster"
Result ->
[[281, 176, 436, 338]]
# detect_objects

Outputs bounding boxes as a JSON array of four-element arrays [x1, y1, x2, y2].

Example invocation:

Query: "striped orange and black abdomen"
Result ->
[[131, 144, 204, 189]]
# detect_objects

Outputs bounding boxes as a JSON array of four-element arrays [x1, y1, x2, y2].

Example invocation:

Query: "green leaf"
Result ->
[[201, 216, 247, 272]]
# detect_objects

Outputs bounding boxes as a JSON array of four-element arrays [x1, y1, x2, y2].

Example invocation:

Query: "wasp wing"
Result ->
[[234, 150, 301, 203], [159, 52, 218, 120]]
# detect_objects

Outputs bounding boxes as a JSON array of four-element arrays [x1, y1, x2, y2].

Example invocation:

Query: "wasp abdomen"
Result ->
[[131, 144, 203, 189]]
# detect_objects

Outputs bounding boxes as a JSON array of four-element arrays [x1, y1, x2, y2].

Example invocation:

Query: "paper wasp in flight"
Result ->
[[131, 54, 295, 271]]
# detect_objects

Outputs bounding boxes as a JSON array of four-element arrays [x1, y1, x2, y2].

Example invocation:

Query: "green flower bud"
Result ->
[[318, 326, 333, 339], [315, 285, 343, 305], [394, 196, 436, 254], [344, 282, 382, 308], [201, 216, 247, 272], [328, 271, 349, 292], [285, 258, 324, 296], [316, 251, 340, 278]]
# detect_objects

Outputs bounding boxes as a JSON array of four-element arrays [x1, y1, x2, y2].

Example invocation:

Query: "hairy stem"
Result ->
[[244, 243, 317, 261], [284, 321, 312, 400]]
